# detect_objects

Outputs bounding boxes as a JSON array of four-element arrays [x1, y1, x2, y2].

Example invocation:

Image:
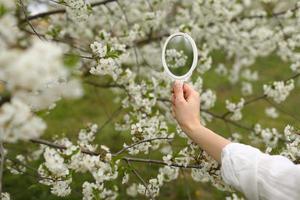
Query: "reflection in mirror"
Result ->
[[165, 35, 194, 76]]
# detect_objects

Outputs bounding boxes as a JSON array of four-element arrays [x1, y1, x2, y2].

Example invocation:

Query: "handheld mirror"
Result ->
[[162, 32, 198, 81]]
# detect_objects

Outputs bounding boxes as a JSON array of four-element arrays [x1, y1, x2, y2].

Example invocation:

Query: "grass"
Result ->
[[4, 52, 300, 200]]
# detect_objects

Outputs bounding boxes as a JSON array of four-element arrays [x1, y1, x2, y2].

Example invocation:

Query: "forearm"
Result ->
[[171, 82, 231, 163], [186, 123, 231, 163]]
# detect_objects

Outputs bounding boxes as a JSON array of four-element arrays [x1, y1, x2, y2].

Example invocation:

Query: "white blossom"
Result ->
[[263, 80, 294, 103], [290, 62, 300, 73], [226, 193, 245, 200], [158, 166, 179, 182], [0, 193, 10, 200], [201, 90, 217, 110], [242, 69, 258, 81], [0, 98, 46, 143], [165, 49, 188, 68], [90, 42, 107, 58], [122, 173, 129, 184], [215, 63, 228, 76], [225, 98, 245, 121], [82, 182, 118, 200], [197, 44, 212, 74], [281, 125, 300, 161], [0, 40, 83, 111], [65, 0, 90, 21], [43, 147, 69, 177], [241, 82, 253, 96], [126, 183, 138, 197], [51, 180, 71, 197], [265, 107, 279, 118], [162, 154, 172, 166]]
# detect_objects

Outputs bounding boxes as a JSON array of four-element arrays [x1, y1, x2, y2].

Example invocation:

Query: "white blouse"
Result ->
[[221, 143, 300, 200]]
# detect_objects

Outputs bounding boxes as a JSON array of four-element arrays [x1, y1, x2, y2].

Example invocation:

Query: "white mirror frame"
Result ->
[[162, 32, 198, 81]]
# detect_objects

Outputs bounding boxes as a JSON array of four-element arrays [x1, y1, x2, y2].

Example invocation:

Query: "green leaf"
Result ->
[[46, 26, 62, 38], [28, 184, 41, 190], [0, 4, 7, 17], [106, 50, 122, 59], [99, 32, 105, 40], [64, 54, 80, 68], [87, 4, 93, 13]]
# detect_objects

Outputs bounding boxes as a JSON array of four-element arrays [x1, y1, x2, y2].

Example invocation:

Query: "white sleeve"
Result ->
[[221, 143, 300, 200]]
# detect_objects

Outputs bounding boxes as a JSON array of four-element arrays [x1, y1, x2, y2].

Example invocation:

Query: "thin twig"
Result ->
[[0, 142, 5, 196], [125, 160, 151, 197], [220, 72, 300, 119], [7, 158, 63, 182], [220, 95, 267, 119], [202, 110, 253, 131], [19, 0, 43, 40], [84, 80, 124, 89], [113, 137, 173, 156], [265, 99, 300, 123], [97, 106, 123, 134]]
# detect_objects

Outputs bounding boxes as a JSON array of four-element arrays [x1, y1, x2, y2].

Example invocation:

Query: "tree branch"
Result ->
[[29, 138, 203, 169], [30, 138, 100, 156], [122, 156, 202, 169], [97, 106, 123, 134], [22, 0, 118, 22]]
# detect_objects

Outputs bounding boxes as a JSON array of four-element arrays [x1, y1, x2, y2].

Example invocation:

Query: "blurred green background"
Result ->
[[4, 51, 300, 200]]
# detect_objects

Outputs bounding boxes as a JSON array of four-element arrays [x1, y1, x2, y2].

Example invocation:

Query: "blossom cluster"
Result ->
[[0, 193, 10, 200], [250, 123, 282, 153], [65, 0, 90, 21], [0, 98, 46, 143], [0, 40, 83, 143], [281, 125, 300, 161], [225, 98, 245, 121], [90, 32, 127, 81], [263, 80, 295, 103], [38, 124, 118, 198], [265, 107, 279, 118], [165, 48, 188, 68]]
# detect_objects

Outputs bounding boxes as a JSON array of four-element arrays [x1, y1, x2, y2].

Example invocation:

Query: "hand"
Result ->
[[171, 81, 201, 134]]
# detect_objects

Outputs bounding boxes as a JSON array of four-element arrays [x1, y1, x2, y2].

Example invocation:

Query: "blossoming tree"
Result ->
[[0, 0, 300, 199]]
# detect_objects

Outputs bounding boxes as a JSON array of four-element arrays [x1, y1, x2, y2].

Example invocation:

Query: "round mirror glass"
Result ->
[[162, 33, 198, 81]]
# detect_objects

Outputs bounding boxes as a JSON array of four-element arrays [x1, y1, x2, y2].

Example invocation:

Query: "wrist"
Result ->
[[184, 120, 202, 135]]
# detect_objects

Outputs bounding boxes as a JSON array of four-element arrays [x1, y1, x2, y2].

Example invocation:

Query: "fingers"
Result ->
[[183, 83, 193, 99], [172, 81, 184, 102], [183, 83, 199, 102], [183, 83, 195, 100], [171, 93, 175, 106]]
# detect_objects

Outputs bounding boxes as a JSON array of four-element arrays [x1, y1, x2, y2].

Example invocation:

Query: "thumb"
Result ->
[[173, 81, 184, 101]]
